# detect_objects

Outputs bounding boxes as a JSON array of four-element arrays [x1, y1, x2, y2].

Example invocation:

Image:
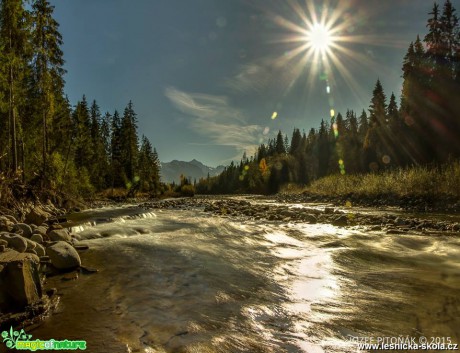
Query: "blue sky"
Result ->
[[49, 0, 458, 166]]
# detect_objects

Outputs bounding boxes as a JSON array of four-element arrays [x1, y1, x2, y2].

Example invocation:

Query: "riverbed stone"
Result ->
[[31, 233, 44, 244], [48, 223, 63, 232], [0, 249, 42, 310], [46, 241, 81, 270], [332, 215, 348, 227], [33, 226, 48, 237], [4, 214, 18, 224], [48, 229, 71, 242], [34, 244, 46, 257], [25, 206, 51, 226], [0, 234, 28, 253], [3, 259, 42, 308], [303, 214, 317, 224], [12, 223, 33, 238], [25, 238, 37, 251], [0, 216, 14, 232]]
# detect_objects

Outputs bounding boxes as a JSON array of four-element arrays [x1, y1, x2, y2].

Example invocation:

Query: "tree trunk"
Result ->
[[10, 65, 17, 173], [42, 109, 47, 181]]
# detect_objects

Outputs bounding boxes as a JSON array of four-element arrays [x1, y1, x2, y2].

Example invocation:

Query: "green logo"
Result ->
[[1, 327, 86, 351]]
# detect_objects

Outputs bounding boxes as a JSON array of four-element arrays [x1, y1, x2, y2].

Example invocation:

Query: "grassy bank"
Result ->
[[296, 161, 460, 199]]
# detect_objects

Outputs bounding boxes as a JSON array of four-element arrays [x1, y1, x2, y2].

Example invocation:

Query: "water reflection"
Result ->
[[29, 203, 460, 352]]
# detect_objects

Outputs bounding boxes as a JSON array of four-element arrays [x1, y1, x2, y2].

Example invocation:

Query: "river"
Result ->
[[29, 198, 460, 353]]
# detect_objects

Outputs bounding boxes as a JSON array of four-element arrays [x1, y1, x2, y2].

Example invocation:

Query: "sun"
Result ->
[[249, 0, 403, 117], [306, 22, 333, 54]]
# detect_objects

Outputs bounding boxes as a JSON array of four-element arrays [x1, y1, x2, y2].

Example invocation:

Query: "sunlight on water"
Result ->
[[30, 202, 460, 352]]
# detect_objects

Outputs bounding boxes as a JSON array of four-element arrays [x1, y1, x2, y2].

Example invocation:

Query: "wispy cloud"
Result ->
[[223, 57, 307, 97], [165, 87, 263, 161], [224, 62, 272, 94]]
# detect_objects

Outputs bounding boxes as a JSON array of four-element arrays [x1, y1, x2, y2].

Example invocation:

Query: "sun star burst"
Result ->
[[306, 22, 333, 54]]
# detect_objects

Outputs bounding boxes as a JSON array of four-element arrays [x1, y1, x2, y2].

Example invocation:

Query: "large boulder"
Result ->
[[0, 249, 42, 311], [12, 223, 33, 238], [47, 229, 71, 242], [25, 206, 51, 226], [46, 241, 81, 270]]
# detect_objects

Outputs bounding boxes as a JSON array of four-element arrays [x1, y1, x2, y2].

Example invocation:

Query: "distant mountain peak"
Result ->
[[160, 159, 225, 183]]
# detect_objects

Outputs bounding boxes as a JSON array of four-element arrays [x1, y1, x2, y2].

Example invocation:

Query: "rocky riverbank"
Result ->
[[277, 191, 460, 213], [139, 196, 460, 234], [0, 202, 94, 331]]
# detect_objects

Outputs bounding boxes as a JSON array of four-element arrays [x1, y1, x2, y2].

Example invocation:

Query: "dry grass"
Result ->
[[303, 161, 460, 198]]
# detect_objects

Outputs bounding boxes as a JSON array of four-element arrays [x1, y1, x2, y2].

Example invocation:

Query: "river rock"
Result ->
[[48, 224, 63, 232], [332, 215, 348, 227], [33, 226, 48, 237], [12, 223, 33, 238], [0, 249, 42, 310], [25, 238, 37, 251], [4, 214, 18, 224], [0, 234, 28, 253], [26, 249, 37, 255], [34, 243, 46, 257], [394, 217, 407, 226], [46, 241, 81, 270], [303, 214, 317, 224], [31, 233, 44, 244], [0, 216, 14, 232], [48, 229, 71, 242], [25, 206, 51, 226]]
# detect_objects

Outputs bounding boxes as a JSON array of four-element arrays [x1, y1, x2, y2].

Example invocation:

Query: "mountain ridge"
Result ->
[[160, 159, 225, 183]]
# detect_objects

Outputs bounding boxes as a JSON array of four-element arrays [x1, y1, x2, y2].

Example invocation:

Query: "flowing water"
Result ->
[[29, 199, 460, 353]]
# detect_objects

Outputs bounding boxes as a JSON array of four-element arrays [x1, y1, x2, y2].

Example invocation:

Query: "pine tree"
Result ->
[[72, 96, 93, 172], [275, 130, 285, 154], [29, 0, 66, 182], [289, 128, 302, 155], [138, 139, 161, 194], [368, 79, 387, 127], [151, 147, 161, 191], [100, 112, 112, 159], [283, 134, 289, 154], [440, 0, 459, 75], [88, 100, 109, 189], [317, 120, 330, 177], [110, 110, 123, 189], [0, 0, 30, 173], [364, 80, 388, 171], [421, 1, 460, 160], [120, 101, 139, 183], [425, 2, 444, 78]]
